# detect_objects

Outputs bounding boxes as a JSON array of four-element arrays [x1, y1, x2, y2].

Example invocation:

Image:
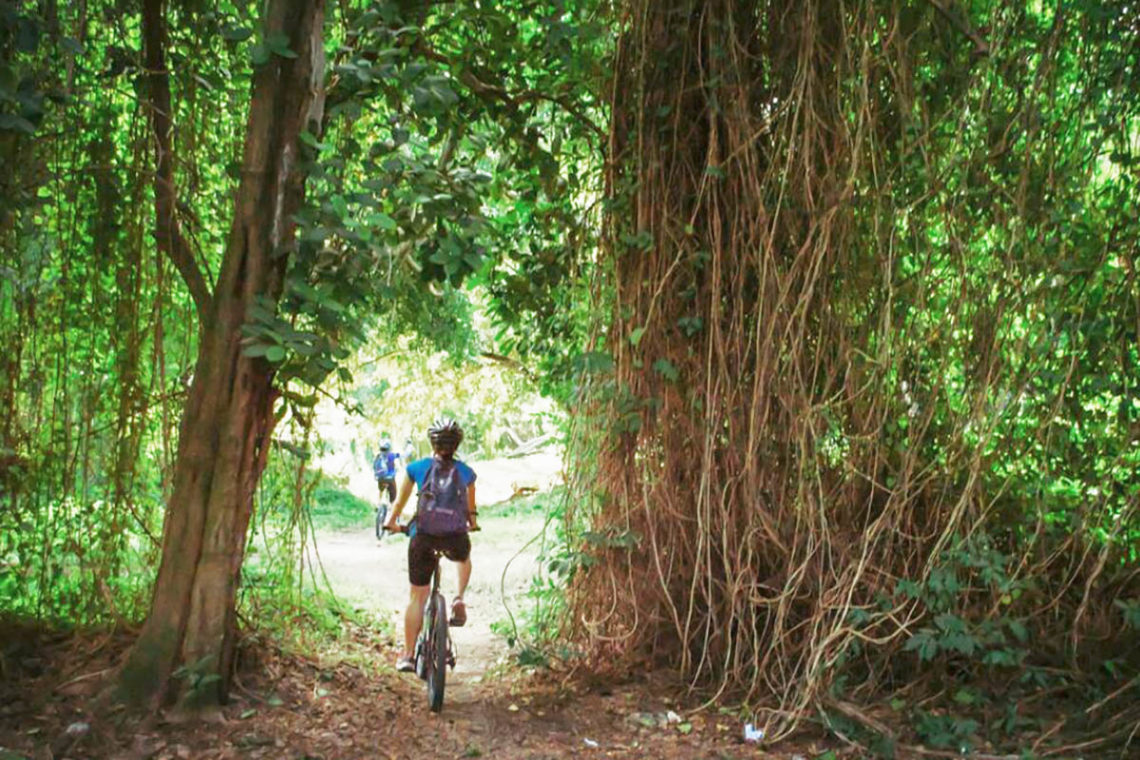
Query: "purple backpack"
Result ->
[[415, 459, 469, 536]]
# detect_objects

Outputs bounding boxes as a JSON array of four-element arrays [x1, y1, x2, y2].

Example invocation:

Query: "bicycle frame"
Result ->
[[415, 549, 453, 712], [396, 522, 472, 712]]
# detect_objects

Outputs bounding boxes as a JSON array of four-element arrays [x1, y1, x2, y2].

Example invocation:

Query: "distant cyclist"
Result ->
[[372, 439, 401, 504], [384, 418, 478, 673]]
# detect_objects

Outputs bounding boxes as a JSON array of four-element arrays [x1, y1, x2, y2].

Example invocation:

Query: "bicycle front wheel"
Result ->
[[427, 593, 448, 712]]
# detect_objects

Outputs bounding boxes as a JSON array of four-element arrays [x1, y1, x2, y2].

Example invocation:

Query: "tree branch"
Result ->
[[480, 351, 537, 384], [414, 41, 606, 141], [141, 0, 212, 320], [927, 0, 991, 56]]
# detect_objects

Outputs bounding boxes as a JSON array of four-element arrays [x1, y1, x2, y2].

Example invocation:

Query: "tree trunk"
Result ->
[[117, 0, 326, 708]]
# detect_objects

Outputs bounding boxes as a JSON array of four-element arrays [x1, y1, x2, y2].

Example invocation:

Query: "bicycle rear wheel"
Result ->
[[427, 593, 448, 712], [375, 502, 389, 540]]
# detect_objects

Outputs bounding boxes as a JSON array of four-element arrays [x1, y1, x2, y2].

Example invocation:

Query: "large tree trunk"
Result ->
[[117, 0, 325, 708]]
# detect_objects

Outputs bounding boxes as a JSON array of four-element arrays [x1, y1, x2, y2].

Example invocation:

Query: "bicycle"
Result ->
[[375, 476, 397, 541], [374, 497, 390, 541], [392, 522, 477, 713], [417, 539, 454, 712]]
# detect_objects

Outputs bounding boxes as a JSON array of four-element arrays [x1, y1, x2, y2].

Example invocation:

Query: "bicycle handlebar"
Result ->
[[383, 522, 481, 535]]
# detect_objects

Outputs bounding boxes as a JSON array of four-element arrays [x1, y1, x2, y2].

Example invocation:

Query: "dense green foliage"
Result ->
[[0, 0, 604, 629], [563, 0, 1140, 752], [2, 0, 1138, 750]]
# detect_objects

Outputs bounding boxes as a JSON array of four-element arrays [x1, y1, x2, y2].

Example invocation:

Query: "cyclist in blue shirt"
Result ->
[[373, 439, 401, 504], [383, 418, 478, 673]]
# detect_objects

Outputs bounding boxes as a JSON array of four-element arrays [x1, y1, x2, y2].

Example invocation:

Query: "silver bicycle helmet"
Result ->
[[427, 418, 464, 453]]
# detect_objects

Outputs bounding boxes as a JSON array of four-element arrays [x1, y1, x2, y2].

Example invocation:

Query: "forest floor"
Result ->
[[0, 453, 835, 759]]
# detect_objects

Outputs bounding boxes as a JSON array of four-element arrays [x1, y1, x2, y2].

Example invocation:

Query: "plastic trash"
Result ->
[[666, 710, 682, 724], [583, 738, 599, 748], [743, 723, 765, 743]]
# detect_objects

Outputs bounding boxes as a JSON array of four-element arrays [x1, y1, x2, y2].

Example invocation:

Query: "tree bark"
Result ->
[[140, 0, 211, 319], [118, 0, 326, 708]]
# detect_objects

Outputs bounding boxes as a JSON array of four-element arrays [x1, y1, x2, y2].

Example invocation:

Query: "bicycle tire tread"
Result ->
[[428, 593, 447, 712]]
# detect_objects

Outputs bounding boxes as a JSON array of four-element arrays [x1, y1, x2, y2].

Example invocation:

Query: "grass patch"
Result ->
[[483, 486, 565, 520], [309, 476, 376, 532]]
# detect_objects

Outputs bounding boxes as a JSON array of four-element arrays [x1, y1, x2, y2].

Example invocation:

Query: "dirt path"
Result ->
[[312, 452, 560, 685], [299, 458, 825, 758], [0, 453, 827, 758], [312, 496, 548, 693]]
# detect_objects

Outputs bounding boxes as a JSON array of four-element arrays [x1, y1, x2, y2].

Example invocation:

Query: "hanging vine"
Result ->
[[569, 0, 1139, 750]]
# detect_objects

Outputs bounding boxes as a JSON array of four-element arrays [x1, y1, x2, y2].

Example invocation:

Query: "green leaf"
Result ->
[[0, 113, 36, 135], [221, 24, 253, 42], [653, 358, 679, 382], [251, 42, 271, 66], [61, 36, 85, 56], [983, 648, 1022, 667], [677, 316, 703, 337], [953, 688, 977, 705], [266, 32, 298, 59], [265, 346, 287, 362], [1114, 598, 1140, 629], [196, 673, 222, 687], [629, 326, 646, 346], [943, 632, 979, 656], [934, 613, 966, 634], [895, 579, 921, 599], [299, 130, 330, 151], [368, 212, 398, 231], [904, 630, 939, 661]]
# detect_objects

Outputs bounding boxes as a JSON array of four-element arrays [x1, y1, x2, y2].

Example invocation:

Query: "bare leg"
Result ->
[[404, 584, 430, 656], [454, 557, 471, 600], [449, 557, 473, 626]]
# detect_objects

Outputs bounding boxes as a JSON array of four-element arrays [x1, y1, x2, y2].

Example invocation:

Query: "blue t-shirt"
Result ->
[[406, 456, 476, 490], [373, 451, 400, 479]]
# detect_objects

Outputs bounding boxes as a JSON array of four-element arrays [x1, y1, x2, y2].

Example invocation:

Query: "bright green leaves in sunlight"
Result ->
[[0, 0, 609, 631], [270, 0, 606, 403], [240, 293, 351, 388]]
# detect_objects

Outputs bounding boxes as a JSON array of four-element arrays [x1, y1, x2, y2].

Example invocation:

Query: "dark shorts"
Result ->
[[408, 531, 471, 587], [377, 477, 396, 502]]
